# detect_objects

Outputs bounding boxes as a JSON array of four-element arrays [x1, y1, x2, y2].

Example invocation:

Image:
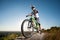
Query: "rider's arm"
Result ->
[[26, 12, 33, 17], [29, 12, 34, 16]]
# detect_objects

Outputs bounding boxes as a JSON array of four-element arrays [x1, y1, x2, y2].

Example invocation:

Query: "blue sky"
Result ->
[[0, 0, 60, 31]]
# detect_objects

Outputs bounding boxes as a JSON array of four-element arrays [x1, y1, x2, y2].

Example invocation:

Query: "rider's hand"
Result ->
[[26, 15, 28, 17]]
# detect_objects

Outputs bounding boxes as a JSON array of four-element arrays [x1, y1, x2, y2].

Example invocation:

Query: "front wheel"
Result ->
[[21, 19, 34, 38]]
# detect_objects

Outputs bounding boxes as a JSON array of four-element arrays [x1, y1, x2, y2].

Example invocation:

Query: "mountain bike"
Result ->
[[21, 15, 40, 38]]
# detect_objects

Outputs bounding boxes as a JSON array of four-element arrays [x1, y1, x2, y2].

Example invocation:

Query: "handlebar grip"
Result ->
[[26, 15, 28, 17]]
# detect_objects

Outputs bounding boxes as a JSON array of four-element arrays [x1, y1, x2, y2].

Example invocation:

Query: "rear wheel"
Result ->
[[21, 19, 34, 38]]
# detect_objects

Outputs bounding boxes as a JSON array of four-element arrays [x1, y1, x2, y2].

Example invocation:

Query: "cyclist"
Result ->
[[26, 5, 41, 33]]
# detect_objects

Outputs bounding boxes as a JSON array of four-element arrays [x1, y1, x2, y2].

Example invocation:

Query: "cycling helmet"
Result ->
[[31, 5, 35, 10]]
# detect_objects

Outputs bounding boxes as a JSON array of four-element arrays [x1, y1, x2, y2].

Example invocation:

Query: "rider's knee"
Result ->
[[39, 23, 41, 26]]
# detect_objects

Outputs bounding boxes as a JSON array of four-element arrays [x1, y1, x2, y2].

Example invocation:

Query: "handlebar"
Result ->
[[26, 15, 32, 17]]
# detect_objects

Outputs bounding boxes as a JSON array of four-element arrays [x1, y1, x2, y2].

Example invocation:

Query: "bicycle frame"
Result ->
[[29, 15, 39, 29], [21, 15, 40, 38]]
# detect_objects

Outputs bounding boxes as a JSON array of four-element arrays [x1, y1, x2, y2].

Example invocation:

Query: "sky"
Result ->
[[0, 0, 60, 31]]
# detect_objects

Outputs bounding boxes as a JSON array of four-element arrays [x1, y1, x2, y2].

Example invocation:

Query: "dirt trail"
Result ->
[[15, 33, 47, 40]]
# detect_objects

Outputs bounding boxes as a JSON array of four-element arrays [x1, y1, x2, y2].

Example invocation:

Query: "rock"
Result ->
[[30, 33, 45, 40], [15, 33, 46, 40]]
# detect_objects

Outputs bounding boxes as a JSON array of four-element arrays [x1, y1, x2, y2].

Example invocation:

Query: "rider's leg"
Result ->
[[36, 18, 42, 33], [32, 21, 35, 27], [39, 24, 41, 31], [37, 23, 40, 31], [38, 23, 42, 34]]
